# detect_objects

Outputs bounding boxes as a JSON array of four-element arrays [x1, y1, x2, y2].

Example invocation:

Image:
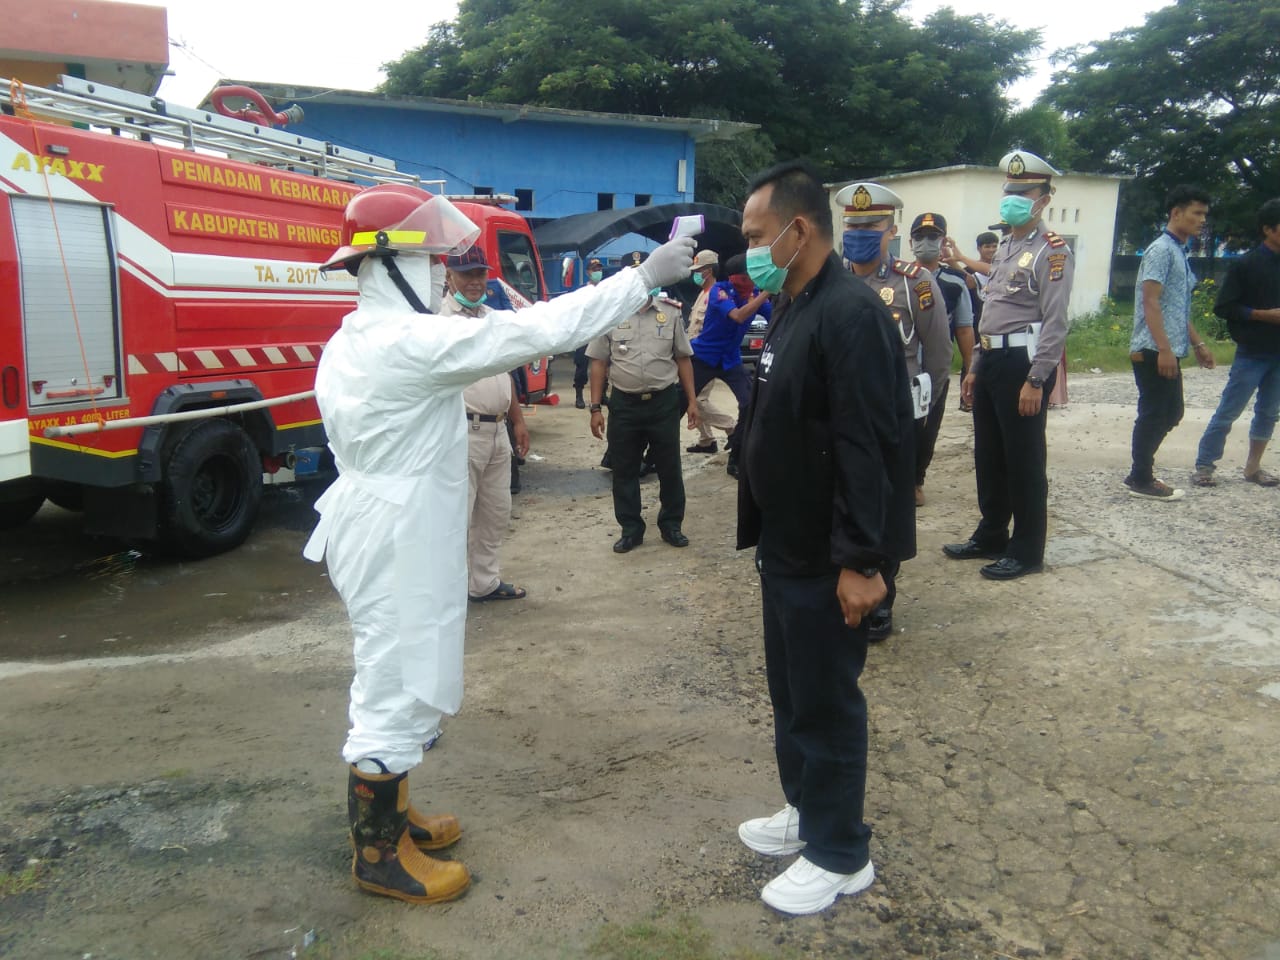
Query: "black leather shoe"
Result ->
[[726, 458, 740, 478], [942, 539, 1005, 561], [613, 535, 643, 554], [979, 557, 1043, 580], [867, 608, 893, 642], [686, 441, 718, 454], [660, 528, 689, 547], [575, 390, 585, 409]]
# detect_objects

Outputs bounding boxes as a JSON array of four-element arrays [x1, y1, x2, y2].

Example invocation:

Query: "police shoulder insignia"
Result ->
[[1045, 231, 1068, 249], [914, 279, 934, 310], [892, 259, 920, 278]]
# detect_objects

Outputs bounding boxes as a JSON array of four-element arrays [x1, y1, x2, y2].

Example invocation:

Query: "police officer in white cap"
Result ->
[[833, 181, 948, 640], [943, 150, 1075, 580]]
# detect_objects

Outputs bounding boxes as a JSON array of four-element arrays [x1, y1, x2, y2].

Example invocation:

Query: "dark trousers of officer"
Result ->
[[1129, 350, 1184, 484], [573, 345, 590, 391], [761, 565, 871, 875], [606, 384, 684, 539], [691, 357, 752, 453], [914, 378, 950, 486], [971, 346, 1056, 565]]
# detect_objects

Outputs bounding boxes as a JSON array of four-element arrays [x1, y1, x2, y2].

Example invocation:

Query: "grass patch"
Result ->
[[0, 864, 45, 898], [1065, 294, 1235, 373], [587, 913, 793, 960]]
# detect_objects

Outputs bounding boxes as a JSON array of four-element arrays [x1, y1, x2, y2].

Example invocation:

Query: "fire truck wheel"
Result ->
[[45, 482, 85, 512], [0, 494, 45, 530], [159, 419, 263, 558]]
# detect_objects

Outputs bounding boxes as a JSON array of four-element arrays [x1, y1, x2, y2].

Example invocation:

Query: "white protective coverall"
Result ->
[[305, 253, 653, 772]]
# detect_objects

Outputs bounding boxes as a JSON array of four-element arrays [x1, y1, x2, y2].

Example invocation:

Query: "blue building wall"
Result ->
[[291, 102, 697, 222]]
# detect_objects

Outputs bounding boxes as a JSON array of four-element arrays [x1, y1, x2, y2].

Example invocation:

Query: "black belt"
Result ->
[[612, 384, 675, 402], [466, 412, 506, 423]]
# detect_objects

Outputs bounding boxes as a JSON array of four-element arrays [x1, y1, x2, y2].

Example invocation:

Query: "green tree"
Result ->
[[1043, 0, 1280, 249], [381, 0, 1040, 207]]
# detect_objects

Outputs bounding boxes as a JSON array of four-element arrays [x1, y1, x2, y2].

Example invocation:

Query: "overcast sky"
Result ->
[[153, 0, 1168, 110]]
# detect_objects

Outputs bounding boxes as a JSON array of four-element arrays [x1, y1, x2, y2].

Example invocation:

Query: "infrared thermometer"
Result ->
[[669, 215, 705, 240]]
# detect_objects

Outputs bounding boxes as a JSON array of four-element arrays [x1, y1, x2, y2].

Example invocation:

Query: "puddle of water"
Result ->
[[1151, 600, 1280, 668]]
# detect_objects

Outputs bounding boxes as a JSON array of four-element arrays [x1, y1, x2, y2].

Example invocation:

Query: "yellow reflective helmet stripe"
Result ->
[[350, 230, 428, 246]]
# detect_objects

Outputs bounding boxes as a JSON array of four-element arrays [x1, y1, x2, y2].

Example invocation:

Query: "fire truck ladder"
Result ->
[[1, 75, 426, 188]]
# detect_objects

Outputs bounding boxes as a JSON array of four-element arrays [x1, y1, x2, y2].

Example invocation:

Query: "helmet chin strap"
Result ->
[[380, 254, 432, 314]]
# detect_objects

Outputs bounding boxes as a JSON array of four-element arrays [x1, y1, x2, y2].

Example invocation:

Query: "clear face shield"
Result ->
[[376, 194, 481, 257]]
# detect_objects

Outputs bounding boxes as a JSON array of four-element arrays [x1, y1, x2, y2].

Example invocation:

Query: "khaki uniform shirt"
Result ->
[[687, 286, 712, 339], [853, 259, 952, 402], [439, 296, 512, 416], [974, 225, 1075, 381], [586, 298, 692, 394]]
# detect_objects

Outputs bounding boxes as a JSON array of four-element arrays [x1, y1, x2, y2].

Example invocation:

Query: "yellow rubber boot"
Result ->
[[348, 764, 470, 904]]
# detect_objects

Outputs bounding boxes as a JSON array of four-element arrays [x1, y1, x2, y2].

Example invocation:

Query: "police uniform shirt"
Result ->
[[586, 298, 692, 394], [853, 260, 952, 396], [440, 295, 513, 416], [975, 226, 1075, 382]]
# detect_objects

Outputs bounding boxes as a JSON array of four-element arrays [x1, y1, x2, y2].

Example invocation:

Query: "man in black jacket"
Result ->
[[1193, 198, 1280, 487], [734, 161, 916, 916]]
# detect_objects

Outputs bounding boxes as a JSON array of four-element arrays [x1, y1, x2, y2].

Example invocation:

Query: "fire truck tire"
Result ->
[[0, 494, 45, 529], [45, 482, 85, 512], [159, 419, 263, 558]]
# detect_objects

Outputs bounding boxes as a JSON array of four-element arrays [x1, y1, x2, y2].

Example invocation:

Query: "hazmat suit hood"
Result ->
[[356, 251, 447, 315]]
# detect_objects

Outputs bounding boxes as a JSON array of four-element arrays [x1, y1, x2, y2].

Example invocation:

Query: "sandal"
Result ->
[[1244, 468, 1280, 487], [470, 581, 527, 602]]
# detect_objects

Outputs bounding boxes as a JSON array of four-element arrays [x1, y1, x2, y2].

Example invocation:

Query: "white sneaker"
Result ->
[[761, 855, 875, 915], [737, 803, 805, 855]]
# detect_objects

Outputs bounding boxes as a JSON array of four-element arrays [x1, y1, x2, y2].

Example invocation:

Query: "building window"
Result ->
[[635, 193, 652, 207], [1047, 208, 1054, 221], [1075, 208, 1081, 223], [597, 193, 614, 211], [474, 186, 493, 196], [515, 188, 534, 212]]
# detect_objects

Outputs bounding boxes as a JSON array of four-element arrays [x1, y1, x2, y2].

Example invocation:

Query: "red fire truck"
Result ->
[[0, 76, 552, 556]]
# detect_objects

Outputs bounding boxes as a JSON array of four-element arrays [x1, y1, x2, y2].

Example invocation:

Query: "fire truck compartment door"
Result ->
[[0, 419, 31, 483], [12, 197, 123, 408]]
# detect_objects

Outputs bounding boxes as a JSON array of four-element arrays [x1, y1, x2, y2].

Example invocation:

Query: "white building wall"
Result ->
[[829, 166, 1124, 319]]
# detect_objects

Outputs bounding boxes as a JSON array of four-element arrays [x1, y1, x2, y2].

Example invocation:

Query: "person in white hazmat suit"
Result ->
[[303, 183, 695, 905]]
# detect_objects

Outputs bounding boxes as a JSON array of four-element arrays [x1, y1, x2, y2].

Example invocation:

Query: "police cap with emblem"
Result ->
[[628, 250, 648, 267], [692, 249, 719, 267], [1000, 150, 1061, 194], [588, 257, 603, 268], [909, 212, 947, 236], [834, 182, 904, 225]]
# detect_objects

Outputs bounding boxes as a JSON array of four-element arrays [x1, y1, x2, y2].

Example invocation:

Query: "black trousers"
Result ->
[[606, 385, 684, 538], [573, 345, 590, 391], [1129, 350, 1184, 484], [691, 357, 752, 453], [971, 346, 1055, 565], [761, 564, 871, 875], [914, 378, 950, 486]]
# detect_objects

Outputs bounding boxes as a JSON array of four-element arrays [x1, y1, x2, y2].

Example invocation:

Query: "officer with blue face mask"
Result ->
[[943, 150, 1075, 581], [831, 182, 949, 642]]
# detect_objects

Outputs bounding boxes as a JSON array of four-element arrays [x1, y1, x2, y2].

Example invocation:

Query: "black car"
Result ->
[[740, 314, 770, 369]]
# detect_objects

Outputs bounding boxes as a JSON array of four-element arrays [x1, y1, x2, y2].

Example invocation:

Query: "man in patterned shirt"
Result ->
[[1126, 185, 1216, 500]]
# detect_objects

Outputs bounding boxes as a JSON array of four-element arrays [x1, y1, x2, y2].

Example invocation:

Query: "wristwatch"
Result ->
[[856, 566, 881, 579], [1026, 375, 1045, 390], [589, 403, 603, 413]]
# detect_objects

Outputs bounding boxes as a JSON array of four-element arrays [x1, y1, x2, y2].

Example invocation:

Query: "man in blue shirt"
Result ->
[[691, 253, 771, 476], [1126, 185, 1216, 500], [1194, 197, 1280, 488]]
